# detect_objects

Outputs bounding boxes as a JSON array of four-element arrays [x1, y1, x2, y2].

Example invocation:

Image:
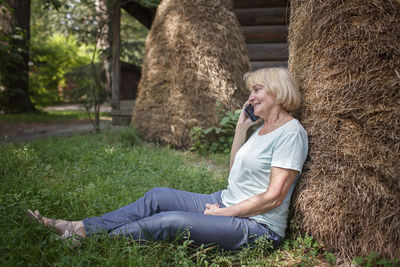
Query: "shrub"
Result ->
[[29, 34, 93, 106], [190, 104, 241, 154]]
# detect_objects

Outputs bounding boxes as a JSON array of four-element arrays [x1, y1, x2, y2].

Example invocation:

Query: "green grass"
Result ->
[[0, 110, 111, 123], [0, 128, 333, 266]]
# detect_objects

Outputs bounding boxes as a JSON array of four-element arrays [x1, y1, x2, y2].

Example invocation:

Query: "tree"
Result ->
[[0, 0, 35, 113]]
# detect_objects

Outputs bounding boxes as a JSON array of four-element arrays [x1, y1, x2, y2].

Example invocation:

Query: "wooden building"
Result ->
[[110, 1, 156, 125]]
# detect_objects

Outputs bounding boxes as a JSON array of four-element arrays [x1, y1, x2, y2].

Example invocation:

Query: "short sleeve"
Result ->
[[271, 132, 308, 172]]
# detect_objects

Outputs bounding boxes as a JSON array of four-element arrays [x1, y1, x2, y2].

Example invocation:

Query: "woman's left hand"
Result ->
[[204, 203, 222, 215]]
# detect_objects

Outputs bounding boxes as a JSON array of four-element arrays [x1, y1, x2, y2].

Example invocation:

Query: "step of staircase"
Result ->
[[247, 43, 288, 61], [234, 8, 288, 26], [234, 0, 289, 71], [241, 25, 288, 44], [233, 0, 288, 8], [251, 61, 288, 70]]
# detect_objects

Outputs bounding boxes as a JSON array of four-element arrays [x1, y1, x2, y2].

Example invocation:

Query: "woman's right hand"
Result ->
[[236, 101, 261, 131]]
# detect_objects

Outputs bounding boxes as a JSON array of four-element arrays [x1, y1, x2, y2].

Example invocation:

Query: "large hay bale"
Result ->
[[289, 0, 400, 260], [132, 0, 249, 148]]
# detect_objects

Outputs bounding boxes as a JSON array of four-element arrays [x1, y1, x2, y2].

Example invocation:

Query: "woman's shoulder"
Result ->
[[276, 119, 308, 146], [282, 119, 307, 135]]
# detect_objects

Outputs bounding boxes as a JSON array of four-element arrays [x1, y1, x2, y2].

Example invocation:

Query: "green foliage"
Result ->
[[283, 234, 321, 266], [0, 26, 30, 111], [31, 0, 149, 67], [324, 251, 337, 265], [0, 22, 25, 89], [30, 0, 69, 41], [65, 61, 108, 132], [31, 0, 105, 46], [353, 252, 399, 267], [66, 63, 107, 103], [29, 34, 93, 106], [190, 104, 241, 154], [120, 9, 148, 66], [238, 236, 275, 261]]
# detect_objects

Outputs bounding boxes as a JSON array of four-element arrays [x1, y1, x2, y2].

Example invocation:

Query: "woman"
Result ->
[[27, 67, 308, 250]]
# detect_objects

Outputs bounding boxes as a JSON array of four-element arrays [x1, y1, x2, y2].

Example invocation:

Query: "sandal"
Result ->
[[26, 209, 82, 248], [60, 221, 82, 248], [60, 221, 83, 246]]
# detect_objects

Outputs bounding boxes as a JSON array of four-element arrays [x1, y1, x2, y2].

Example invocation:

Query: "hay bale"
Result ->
[[132, 0, 249, 148], [288, 0, 400, 260]]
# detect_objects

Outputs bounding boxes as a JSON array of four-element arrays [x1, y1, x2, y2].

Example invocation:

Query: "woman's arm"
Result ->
[[230, 102, 260, 169], [204, 167, 298, 217], [229, 125, 247, 170]]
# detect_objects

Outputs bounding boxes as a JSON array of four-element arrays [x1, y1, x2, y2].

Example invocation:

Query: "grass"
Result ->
[[0, 127, 334, 266], [0, 110, 111, 123]]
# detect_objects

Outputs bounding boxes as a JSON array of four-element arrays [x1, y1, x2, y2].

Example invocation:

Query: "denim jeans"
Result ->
[[83, 187, 282, 250]]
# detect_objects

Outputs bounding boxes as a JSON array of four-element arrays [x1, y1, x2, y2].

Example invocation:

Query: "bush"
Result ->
[[190, 104, 241, 154], [29, 34, 93, 106]]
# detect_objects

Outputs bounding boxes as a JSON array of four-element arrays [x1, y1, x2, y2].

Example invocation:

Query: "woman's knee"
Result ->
[[143, 187, 176, 212], [144, 187, 169, 200]]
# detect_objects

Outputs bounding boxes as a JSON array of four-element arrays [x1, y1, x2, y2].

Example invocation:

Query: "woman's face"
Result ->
[[248, 84, 276, 117]]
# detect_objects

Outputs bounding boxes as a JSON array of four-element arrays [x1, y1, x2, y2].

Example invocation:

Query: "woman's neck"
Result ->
[[259, 108, 293, 135]]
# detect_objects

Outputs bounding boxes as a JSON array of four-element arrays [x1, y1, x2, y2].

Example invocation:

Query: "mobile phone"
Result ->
[[245, 104, 259, 122]]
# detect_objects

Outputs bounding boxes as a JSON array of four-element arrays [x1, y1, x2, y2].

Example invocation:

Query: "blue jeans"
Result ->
[[83, 187, 282, 250]]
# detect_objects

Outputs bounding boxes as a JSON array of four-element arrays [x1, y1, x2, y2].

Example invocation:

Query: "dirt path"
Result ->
[[0, 104, 116, 143], [0, 120, 114, 143]]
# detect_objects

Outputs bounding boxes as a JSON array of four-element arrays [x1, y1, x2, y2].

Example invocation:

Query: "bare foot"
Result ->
[[27, 209, 87, 238]]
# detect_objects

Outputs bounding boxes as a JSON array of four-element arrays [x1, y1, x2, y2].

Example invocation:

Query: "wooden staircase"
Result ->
[[233, 0, 289, 71]]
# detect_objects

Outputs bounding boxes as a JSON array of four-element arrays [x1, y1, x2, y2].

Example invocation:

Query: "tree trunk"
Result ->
[[96, 0, 112, 97], [111, 1, 121, 111], [0, 0, 35, 113]]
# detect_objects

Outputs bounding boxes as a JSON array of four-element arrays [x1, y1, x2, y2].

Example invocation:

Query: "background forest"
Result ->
[[0, 0, 154, 112]]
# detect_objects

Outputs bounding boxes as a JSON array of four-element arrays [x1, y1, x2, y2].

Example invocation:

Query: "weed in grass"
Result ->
[[353, 251, 399, 267], [324, 251, 337, 265], [119, 126, 143, 147]]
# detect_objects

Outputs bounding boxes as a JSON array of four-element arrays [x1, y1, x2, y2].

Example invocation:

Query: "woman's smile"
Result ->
[[249, 85, 276, 118]]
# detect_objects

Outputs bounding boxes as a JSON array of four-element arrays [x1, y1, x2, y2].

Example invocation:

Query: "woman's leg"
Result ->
[[27, 188, 221, 239], [83, 187, 222, 236], [109, 210, 282, 250]]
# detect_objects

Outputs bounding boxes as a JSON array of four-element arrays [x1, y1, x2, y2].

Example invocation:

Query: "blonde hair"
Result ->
[[243, 67, 301, 111]]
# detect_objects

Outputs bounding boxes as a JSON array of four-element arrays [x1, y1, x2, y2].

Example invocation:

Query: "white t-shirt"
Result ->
[[221, 119, 308, 237]]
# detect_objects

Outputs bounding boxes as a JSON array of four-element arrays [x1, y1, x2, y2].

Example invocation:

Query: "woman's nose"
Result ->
[[248, 93, 255, 102]]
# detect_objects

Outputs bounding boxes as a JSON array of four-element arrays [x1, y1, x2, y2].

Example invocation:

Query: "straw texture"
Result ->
[[131, 0, 249, 148], [288, 0, 400, 260]]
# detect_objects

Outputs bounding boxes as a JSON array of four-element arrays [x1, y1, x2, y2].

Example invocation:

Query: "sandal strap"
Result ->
[[36, 213, 43, 223], [49, 219, 58, 228], [61, 222, 83, 241], [61, 222, 75, 239]]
